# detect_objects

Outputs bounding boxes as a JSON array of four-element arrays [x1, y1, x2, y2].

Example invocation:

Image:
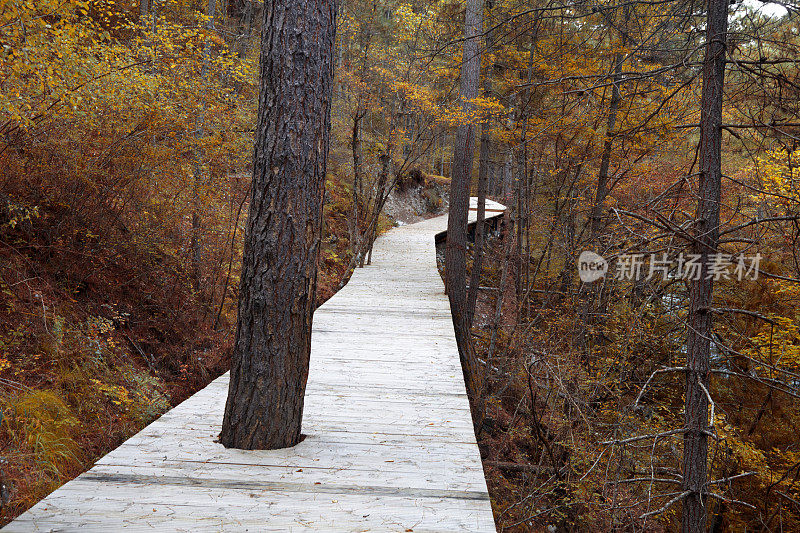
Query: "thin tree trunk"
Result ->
[[337, 137, 395, 289], [588, 4, 629, 242], [437, 130, 444, 176], [682, 0, 727, 528], [580, 49, 624, 354], [233, 0, 254, 94], [466, 128, 488, 329], [487, 216, 512, 370], [588, 52, 623, 242], [466, 19, 494, 329], [190, 0, 217, 292], [502, 146, 512, 200], [140, 0, 149, 19], [467, 80, 492, 328], [213, 187, 249, 330], [514, 128, 524, 299], [220, 0, 336, 450], [486, 141, 514, 360], [237, 0, 254, 60], [446, 0, 484, 426], [514, 40, 536, 303], [361, 146, 393, 266], [350, 113, 364, 257]]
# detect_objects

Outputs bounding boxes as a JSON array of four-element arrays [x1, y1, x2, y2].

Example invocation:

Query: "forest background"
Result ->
[[2, 0, 800, 530]]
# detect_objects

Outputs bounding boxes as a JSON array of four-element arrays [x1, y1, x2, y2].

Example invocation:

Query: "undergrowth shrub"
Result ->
[[2, 391, 82, 496]]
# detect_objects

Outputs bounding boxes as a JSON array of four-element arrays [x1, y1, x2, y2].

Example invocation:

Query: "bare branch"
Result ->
[[634, 366, 686, 407], [640, 491, 691, 519], [601, 429, 686, 446]]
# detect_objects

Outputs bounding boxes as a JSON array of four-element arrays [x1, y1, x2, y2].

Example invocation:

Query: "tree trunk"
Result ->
[[220, 0, 336, 450], [502, 146, 512, 200], [233, 0, 254, 94], [337, 135, 395, 290], [140, 0, 149, 19], [588, 4, 629, 242], [361, 145, 393, 266], [682, 0, 727, 528], [237, 0, 254, 60], [350, 113, 364, 257], [190, 0, 217, 292], [466, 125, 488, 329], [588, 52, 623, 242], [580, 50, 624, 352], [466, 126, 490, 329], [487, 216, 512, 369], [446, 0, 484, 426], [466, 17, 494, 330]]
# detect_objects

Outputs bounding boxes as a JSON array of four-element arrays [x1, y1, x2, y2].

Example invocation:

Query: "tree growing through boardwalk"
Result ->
[[219, 0, 337, 450], [446, 0, 485, 426]]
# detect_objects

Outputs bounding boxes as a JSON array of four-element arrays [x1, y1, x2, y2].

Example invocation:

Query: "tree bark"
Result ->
[[514, 38, 536, 302], [466, 124, 488, 329], [581, 31, 627, 352], [588, 52, 623, 242], [237, 0, 254, 60], [502, 146, 512, 200], [682, 0, 727, 528], [220, 0, 336, 450], [487, 217, 512, 370], [233, 0, 254, 94], [336, 134, 395, 290], [466, 18, 494, 330], [588, 4, 629, 242], [446, 0, 484, 426], [349, 113, 364, 257], [190, 0, 218, 292]]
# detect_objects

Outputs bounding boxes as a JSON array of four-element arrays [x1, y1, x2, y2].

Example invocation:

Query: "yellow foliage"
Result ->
[[749, 149, 799, 207], [90, 379, 133, 407], [2, 390, 82, 480]]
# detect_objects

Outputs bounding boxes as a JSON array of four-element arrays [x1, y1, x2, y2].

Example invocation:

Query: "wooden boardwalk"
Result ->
[[4, 200, 504, 532]]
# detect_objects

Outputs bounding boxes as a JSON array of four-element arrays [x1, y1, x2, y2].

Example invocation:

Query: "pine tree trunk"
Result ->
[[682, 0, 727, 528], [466, 18, 494, 330], [219, 0, 336, 450], [446, 0, 484, 426]]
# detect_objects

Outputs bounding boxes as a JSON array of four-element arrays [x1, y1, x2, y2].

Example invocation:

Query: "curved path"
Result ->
[[4, 200, 504, 532]]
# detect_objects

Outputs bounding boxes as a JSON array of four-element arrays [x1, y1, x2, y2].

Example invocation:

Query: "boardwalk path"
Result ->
[[5, 200, 504, 532]]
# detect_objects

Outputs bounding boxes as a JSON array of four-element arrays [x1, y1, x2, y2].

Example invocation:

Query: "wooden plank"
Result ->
[[4, 200, 502, 532], [6, 491, 496, 533]]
